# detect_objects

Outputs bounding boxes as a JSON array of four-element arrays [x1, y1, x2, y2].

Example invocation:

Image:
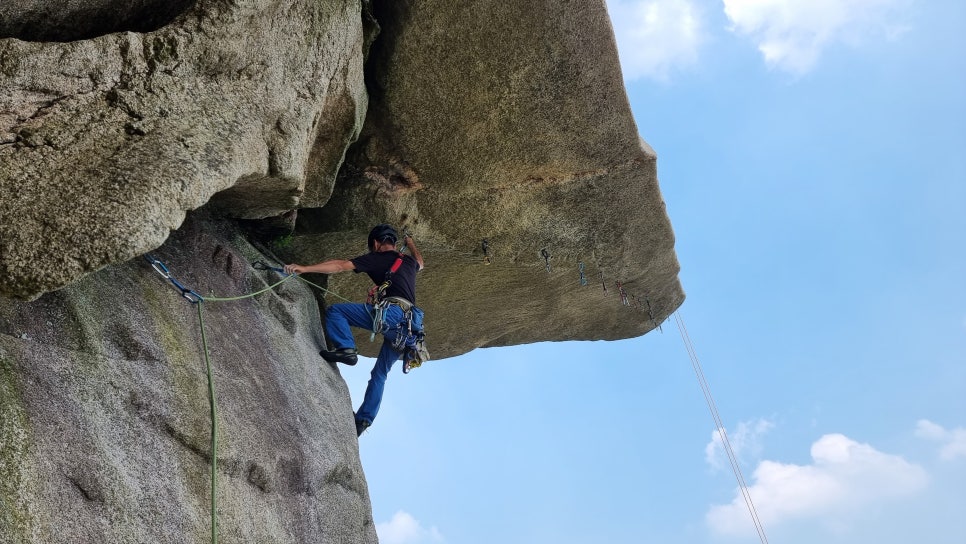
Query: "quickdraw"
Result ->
[[617, 281, 629, 306], [578, 262, 587, 286], [145, 255, 204, 303], [541, 248, 552, 273], [644, 295, 663, 333], [252, 260, 286, 274]]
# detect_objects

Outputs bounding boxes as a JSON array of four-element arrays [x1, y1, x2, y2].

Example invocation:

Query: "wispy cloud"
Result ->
[[705, 418, 775, 471], [605, 0, 707, 81], [707, 433, 928, 535], [722, 0, 912, 74], [916, 419, 966, 461], [376, 511, 444, 544]]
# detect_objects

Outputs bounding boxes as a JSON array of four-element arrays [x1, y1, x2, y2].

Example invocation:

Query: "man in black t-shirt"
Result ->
[[284, 224, 424, 436]]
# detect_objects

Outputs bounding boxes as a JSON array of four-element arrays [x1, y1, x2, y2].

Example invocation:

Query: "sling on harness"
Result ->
[[366, 253, 404, 340], [364, 253, 430, 372]]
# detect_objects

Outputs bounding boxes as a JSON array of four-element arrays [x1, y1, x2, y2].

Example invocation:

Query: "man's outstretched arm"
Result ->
[[284, 260, 355, 275], [404, 234, 424, 270]]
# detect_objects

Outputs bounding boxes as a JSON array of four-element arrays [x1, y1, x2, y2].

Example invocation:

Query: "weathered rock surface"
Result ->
[[0, 214, 377, 544], [291, 0, 683, 358], [1, 0, 686, 541], [0, 0, 368, 299], [0, 0, 194, 42]]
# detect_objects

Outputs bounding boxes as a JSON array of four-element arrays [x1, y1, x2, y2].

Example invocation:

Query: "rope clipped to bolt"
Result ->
[[143, 255, 353, 544]]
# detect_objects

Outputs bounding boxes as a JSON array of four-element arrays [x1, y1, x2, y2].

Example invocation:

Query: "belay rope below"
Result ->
[[144, 256, 353, 544]]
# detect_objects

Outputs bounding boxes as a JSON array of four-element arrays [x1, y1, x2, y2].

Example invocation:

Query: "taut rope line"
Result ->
[[674, 311, 769, 544]]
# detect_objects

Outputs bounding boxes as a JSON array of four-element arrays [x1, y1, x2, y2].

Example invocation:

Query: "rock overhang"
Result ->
[[0, 0, 684, 357]]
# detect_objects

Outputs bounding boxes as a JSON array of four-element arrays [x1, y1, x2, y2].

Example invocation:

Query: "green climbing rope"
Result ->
[[144, 255, 356, 544], [193, 271, 300, 544], [294, 275, 354, 304], [196, 302, 218, 544], [203, 275, 295, 302]]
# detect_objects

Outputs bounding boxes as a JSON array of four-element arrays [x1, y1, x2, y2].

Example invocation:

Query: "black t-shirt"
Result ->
[[350, 251, 420, 304]]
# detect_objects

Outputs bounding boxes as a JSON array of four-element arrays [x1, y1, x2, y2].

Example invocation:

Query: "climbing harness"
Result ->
[[362, 253, 431, 370], [376, 296, 428, 374], [366, 253, 404, 341], [578, 262, 587, 286], [365, 254, 403, 306], [541, 248, 552, 273]]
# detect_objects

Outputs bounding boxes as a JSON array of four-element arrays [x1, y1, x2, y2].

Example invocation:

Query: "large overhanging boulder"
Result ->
[[0, 0, 368, 299], [0, 0, 686, 541], [1, 0, 684, 353], [288, 0, 684, 357]]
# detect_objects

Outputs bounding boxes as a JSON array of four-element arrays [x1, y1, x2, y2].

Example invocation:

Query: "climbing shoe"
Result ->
[[355, 418, 371, 437], [319, 347, 358, 366]]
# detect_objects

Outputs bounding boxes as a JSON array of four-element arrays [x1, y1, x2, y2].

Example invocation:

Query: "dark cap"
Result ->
[[367, 224, 398, 251]]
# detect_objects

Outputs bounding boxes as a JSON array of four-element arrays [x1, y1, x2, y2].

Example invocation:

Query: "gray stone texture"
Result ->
[[0, 0, 368, 299], [0, 213, 377, 544], [1, 0, 686, 540], [290, 0, 684, 358]]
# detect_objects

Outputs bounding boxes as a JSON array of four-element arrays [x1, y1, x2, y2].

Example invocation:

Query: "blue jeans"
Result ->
[[325, 302, 423, 426]]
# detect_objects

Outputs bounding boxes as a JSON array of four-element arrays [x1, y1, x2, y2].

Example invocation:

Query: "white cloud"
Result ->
[[722, 0, 911, 74], [705, 418, 775, 471], [376, 511, 444, 544], [916, 419, 966, 461], [605, 0, 707, 81], [707, 433, 928, 535]]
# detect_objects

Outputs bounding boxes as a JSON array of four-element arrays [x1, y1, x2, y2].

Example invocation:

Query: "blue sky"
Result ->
[[345, 1, 966, 543]]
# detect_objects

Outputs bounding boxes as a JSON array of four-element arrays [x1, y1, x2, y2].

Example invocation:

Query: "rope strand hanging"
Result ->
[[145, 255, 355, 544], [674, 311, 769, 544]]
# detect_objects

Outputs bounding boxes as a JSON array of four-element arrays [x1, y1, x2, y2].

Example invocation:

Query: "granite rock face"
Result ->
[[291, 0, 683, 358], [0, 214, 378, 544], [0, 0, 368, 299], [1, 0, 685, 541]]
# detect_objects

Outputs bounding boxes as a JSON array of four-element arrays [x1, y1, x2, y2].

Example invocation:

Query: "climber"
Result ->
[[284, 224, 425, 437]]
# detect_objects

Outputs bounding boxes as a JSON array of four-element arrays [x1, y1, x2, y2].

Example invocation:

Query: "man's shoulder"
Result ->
[[351, 251, 401, 269], [349, 252, 381, 270]]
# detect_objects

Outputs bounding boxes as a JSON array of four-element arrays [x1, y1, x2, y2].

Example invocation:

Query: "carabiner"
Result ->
[[253, 260, 290, 275], [181, 290, 204, 304], [145, 255, 172, 279]]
